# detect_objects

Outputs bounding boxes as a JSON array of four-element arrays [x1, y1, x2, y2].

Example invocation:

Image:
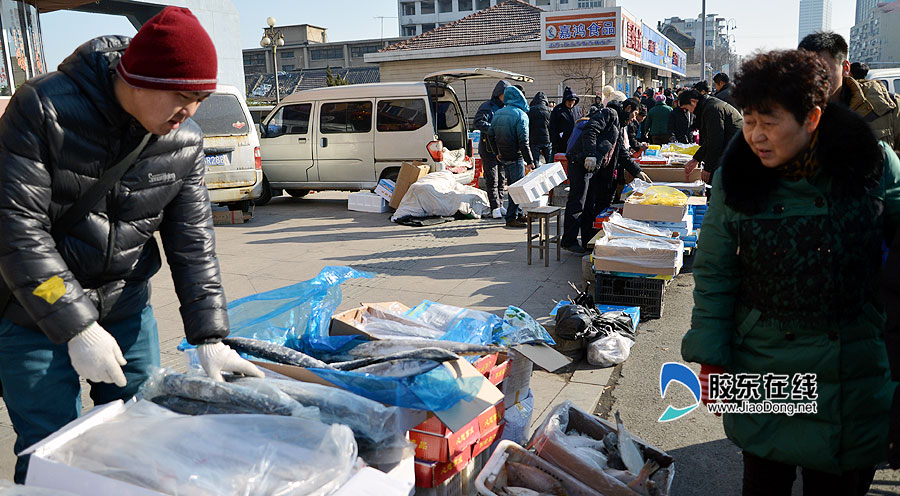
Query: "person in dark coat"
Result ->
[[713, 72, 738, 109], [488, 86, 535, 228], [680, 89, 744, 184], [562, 99, 650, 253], [528, 91, 552, 165], [668, 104, 695, 143], [0, 8, 263, 482], [549, 86, 582, 154], [474, 80, 511, 218], [685, 49, 900, 496]]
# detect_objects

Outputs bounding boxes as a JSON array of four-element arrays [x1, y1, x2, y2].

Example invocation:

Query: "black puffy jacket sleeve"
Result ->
[[0, 85, 100, 343], [158, 144, 229, 345]]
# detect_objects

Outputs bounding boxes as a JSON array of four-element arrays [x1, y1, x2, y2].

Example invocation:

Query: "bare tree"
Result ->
[[556, 58, 608, 102]]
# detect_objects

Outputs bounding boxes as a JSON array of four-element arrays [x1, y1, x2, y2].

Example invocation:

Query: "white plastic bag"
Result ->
[[587, 333, 635, 367]]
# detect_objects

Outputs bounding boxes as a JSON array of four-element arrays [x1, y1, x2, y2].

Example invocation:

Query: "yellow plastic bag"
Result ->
[[629, 186, 687, 206], [661, 143, 700, 155]]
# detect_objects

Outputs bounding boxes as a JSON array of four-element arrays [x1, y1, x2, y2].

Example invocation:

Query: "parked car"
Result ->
[[867, 68, 900, 94], [248, 104, 275, 125], [190, 84, 262, 212], [255, 68, 533, 204]]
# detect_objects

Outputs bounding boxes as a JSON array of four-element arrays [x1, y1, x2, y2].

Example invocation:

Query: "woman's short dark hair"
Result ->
[[733, 49, 830, 124]]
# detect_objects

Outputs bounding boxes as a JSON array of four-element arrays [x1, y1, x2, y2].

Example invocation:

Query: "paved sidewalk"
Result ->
[[0, 191, 611, 478]]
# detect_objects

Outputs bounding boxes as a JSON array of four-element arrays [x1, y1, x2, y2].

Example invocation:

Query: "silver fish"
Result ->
[[353, 358, 444, 378], [331, 347, 460, 370], [615, 410, 645, 475], [506, 462, 566, 495], [223, 336, 334, 369], [348, 338, 503, 358]]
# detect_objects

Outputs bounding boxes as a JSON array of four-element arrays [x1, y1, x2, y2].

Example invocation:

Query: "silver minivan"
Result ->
[[191, 85, 263, 212], [868, 68, 900, 94], [255, 68, 532, 204]]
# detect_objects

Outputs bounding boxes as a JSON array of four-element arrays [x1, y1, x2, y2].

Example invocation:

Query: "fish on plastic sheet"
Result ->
[[330, 347, 460, 370], [352, 358, 445, 378], [151, 395, 265, 415], [223, 336, 335, 369], [141, 369, 320, 419], [348, 338, 503, 358], [504, 462, 566, 495]]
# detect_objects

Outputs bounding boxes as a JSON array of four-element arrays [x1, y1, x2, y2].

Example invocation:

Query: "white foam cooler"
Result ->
[[508, 162, 567, 205]]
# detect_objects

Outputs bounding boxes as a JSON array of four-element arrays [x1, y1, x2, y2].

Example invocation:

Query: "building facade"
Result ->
[[850, 1, 900, 69], [242, 28, 404, 75], [660, 14, 727, 62], [798, 0, 833, 44], [397, 0, 614, 36]]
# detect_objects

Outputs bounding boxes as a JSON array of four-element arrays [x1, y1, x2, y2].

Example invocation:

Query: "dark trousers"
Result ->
[[742, 452, 875, 496], [0, 306, 160, 482], [530, 144, 553, 165], [650, 135, 671, 145], [482, 152, 506, 210], [561, 155, 606, 249], [502, 158, 526, 222]]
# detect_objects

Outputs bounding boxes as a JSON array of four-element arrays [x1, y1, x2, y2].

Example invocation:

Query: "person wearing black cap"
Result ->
[[549, 86, 583, 154]]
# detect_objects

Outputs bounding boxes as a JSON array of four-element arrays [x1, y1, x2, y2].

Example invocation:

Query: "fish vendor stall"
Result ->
[[15, 267, 594, 496]]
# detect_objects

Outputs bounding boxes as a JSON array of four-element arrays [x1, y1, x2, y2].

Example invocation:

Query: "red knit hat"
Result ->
[[117, 6, 217, 92]]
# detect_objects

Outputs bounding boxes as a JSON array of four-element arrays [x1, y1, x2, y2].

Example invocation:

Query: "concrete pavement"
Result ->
[[0, 190, 611, 479]]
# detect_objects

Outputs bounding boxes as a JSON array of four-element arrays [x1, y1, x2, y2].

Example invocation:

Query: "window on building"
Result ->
[[320, 101, 373, 134], [560, 0, 568, 3], [351, 45, 381, 58], [421, 1, 435, 14], [402, 2, 416, 15], [266, 103, 312, 137], [577, 0, 604, 7], [310, 46, 344, 60], [476, 0, 490, 9], [458, 0, 472, 11], [438, 0, 453, 12], [282, 65, 295, 71], [422, 23, 435, 32], [537, 0, 551, 5], [403, 25, 417, 36], [377, 99, 427, 132], [244, 53, 267, 66], [281, 51, 294, 58]]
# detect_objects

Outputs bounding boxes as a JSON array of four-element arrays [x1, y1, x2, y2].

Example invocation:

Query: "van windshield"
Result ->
[[192, 94, 250, 137]]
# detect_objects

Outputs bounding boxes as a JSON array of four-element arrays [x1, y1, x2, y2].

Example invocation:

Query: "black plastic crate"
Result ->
[[594, 274, 665, 320]]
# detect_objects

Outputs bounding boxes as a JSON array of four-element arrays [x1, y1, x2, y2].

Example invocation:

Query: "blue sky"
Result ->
[[39, 0, 855, 72]]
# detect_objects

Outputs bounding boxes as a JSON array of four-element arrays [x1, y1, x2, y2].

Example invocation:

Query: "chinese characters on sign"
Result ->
[[543, 10, 618, 57], [707, 372, 818, 416]]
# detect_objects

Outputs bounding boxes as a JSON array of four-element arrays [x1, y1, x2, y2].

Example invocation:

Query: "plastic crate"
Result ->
[[594, 273, 665, 320]]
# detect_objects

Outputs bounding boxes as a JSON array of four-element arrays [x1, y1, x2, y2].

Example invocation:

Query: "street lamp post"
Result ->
[[726, 19, 737, 75], [701, 0, 707, 84], [260, 16, 285, 104]]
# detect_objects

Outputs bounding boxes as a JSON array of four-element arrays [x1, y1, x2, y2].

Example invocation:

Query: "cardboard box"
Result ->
[[374, 179, 396, 203], [23, 401, 167, 495], [414, 446, 472, 488], [410, 399, 504, 462], [330, 302, 432, 338], [390, 161, 430, 209], [502, 349, 533, 408], [212, 209, 252, 225], [593, 235, 684, 276], [641, 167, 701, 183], [348, 192, 390, 213], [471, 422, 504, 458], [471, 353, 499, 376], [623, 201, 689, 223]]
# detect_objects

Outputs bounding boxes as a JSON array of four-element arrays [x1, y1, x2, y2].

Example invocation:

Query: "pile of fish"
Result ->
[[224, 335, 504, 380]]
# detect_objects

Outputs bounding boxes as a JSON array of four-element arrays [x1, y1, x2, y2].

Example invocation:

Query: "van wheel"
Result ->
[[286, 189, 310, 198], [381, 169, 400, 183], [255, 176, 275, 206]]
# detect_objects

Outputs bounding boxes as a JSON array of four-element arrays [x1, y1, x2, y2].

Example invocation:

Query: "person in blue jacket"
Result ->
[[474, 80, 512, 218], [488, 86, 535, 228]]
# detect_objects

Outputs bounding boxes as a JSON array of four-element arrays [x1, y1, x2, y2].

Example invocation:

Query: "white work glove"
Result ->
[[67, 322, 128, 387], [638, 172, 652, 183], [584, 156, 598, 172], [197, 342, 265, 382]]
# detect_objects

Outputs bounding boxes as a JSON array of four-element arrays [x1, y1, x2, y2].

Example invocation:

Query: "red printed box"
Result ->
[[472, 422, 505, 458], [476, 400, 504, 435], [410, 416, 480, 462], [414, 446, 472, 488], [472, 353, 499, 376], [487, 354, 511, 385]]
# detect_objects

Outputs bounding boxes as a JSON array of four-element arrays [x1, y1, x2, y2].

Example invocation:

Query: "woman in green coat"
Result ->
[[682, 49, 900, 495]]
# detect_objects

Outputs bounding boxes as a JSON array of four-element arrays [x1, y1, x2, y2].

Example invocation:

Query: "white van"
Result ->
[[190, 85, 263, 211], [255, 68, 532, 204], [867, 68, 900, 94]]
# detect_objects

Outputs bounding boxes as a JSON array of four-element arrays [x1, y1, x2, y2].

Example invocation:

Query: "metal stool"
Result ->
[[526, 206, 562, 266]]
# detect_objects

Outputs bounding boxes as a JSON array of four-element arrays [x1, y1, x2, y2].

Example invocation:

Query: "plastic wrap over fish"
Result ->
[[494, 306, 557, 346], [46, 400, 357, 496], [178, 266, 373, 354], [406, 300, 503, 344], [0, 481, 78, 495]]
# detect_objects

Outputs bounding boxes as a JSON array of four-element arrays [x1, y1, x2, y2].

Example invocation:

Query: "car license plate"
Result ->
[[204, 154, 228, 167]]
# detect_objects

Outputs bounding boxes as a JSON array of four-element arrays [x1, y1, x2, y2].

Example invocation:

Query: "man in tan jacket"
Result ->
[[800, 32, 900, 155]]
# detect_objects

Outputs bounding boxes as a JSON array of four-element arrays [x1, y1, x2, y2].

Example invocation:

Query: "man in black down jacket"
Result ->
[[0, 8, 261, 481], [668, 104, 695, 143], [679, 89, 744, 184], [549, 86, 583, 154], [475, 80, 511, 218], [528, 91, 552, 164], [712, 72, 738, 109]]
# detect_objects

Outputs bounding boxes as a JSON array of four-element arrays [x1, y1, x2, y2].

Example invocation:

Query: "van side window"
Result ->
[[320, 101, 373, 134], [266, 103, 312, 136], [433, 101, 460, 130], [376, 99, 427, 132], [894, 79, 900, 94]]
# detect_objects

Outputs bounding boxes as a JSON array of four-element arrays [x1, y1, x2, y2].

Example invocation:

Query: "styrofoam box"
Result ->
[[508, 162, 567, 205], [348, 192, 390, 213], [521, 195, 549, 212]]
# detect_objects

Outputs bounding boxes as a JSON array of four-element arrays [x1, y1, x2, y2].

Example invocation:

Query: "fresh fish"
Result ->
[[151, 395, 259, 415], [627, 460, 661, 496], [615, 410, 645, 474], [573, 446, 608, 470], [330, 347, 460, 370], [506, 462, 565, 495], [501, 488, 546, 496], [148, 372, 316, 418], [353, 358, 446, 378], [566, 432, 607, 451], [348, 338, 504, 358], [223, 336, 334, 369]]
